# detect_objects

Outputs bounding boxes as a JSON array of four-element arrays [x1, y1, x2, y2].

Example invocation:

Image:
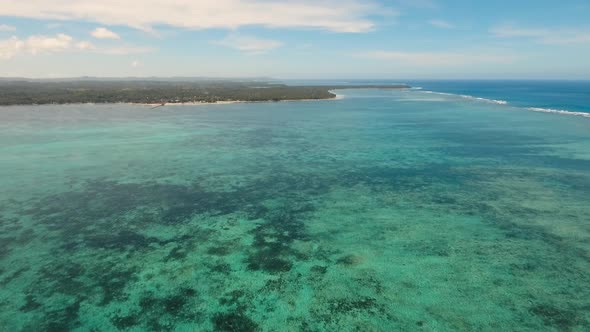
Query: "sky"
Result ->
[[0, 0, 589, 79]]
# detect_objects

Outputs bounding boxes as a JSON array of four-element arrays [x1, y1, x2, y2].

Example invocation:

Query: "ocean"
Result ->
[[288, 79, 590, 115], [0, 81, 589, 331]]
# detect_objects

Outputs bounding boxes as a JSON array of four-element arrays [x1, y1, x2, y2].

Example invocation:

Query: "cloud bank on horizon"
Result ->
[[0, 0, 384, 33], [0, 0, 589, 78]]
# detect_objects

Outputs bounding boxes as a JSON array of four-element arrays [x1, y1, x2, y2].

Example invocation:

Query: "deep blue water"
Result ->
[[286, 79, 590, 114], [409, 80, 590, 113]]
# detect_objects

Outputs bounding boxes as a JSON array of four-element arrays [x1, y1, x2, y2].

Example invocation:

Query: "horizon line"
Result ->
[[1, 76, 589, 82]]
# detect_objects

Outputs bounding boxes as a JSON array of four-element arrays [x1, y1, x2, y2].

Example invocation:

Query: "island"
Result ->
[[0, 79, 410, 105]]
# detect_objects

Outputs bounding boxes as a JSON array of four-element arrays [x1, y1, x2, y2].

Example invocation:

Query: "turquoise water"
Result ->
[[1, 88, 589, 331]]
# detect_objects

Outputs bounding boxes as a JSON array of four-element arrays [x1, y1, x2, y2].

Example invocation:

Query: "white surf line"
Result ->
[[418, 90, 590, 118], [527, 107, 590, 118], [420, 90, 507, 105]]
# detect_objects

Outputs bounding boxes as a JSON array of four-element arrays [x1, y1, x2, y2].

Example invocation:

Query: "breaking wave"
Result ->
[[458, 94, 508, 105], [421, 91, 508, 105], [527, 107, 590, 118], [418, 90, 589, 118]]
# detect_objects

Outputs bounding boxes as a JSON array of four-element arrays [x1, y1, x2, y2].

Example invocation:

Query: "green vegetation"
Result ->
[[0, 80, 409, 105]]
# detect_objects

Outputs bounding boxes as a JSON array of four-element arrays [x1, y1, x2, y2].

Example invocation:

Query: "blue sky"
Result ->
[[1, 0, 589, 79]]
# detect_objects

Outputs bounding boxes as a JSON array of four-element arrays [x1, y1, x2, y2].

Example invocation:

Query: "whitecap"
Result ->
[[419, 91, 507, 104], [415, 90, 589, 118], [527, 107, 590, 118], [459, 95, 508, 105], [422, 91, 454, 96]]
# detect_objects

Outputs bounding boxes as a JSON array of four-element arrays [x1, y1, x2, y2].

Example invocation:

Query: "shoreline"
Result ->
[[0, 95, 345, 108], [140, 96, 343, 107], [2, 90, 588, 119]]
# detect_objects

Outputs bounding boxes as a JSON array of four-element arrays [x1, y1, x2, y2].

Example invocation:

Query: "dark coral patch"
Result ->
[[529, 304, 581, 331], [93, 265, 138, 306], [139, 287, 198, 318], [166, 246, 189, 260], [0, 236, 17, 259], [213, 312, 259, 332], [210, 262, 232, 274], [111, 314, 139, 330], [246, 254, 293, 273], [336, 254, 364, 266], [20, 294, 42, 312], [208, 244, 234, 256], [41, 300, 82, 332], [245, 207, 311, 273], [310, 265, 327, 274], [64, 229, 161, 251], [111, 288, 200, 331], [0, 266, 29, 286], [219, 290, 246, 306], [328, 297, 378, 314]]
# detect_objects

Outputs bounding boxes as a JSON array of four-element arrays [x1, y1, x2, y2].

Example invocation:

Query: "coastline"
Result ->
[[2, 89, 589, 120], [0, 97, 343, 108], [138, 95, 343, 107]]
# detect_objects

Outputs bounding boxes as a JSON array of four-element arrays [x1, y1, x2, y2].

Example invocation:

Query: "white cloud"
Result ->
[[1, 34, 75, 59], [0, 0, 389, 33], [213, 34, 283, 54], [131, 60, 142, 68], [491, 24, 590, 45], [429, 19, 453, 29], [91, 27, 120, 39], [0, 33, 152, 59], [0, 37, 24, 59], [357, 50, 519, 66], [0, 24, 17, 32], [26, 33, 72, 54]]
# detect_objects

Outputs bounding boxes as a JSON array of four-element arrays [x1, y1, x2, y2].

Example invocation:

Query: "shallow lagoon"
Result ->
[[1, 89, 589, 331]]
